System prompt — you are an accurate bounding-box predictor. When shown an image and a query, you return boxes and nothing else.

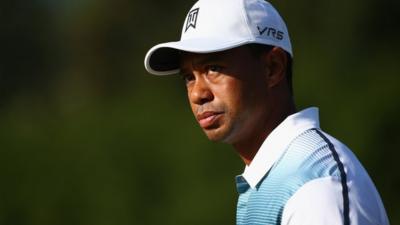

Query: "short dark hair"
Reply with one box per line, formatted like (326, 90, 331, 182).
(246, 44, 293, 95)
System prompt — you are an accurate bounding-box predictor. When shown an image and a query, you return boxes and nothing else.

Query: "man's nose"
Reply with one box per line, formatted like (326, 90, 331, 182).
(189, 76, 214, 105)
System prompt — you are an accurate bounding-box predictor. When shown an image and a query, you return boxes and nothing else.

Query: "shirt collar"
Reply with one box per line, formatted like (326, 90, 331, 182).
(241, 107, 320, 189)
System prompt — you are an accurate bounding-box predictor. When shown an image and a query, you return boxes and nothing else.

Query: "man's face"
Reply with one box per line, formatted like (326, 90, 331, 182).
(180, 46, 272, 145)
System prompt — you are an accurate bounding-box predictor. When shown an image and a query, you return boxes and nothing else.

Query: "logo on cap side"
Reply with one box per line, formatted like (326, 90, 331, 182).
(185, 8, 200, 32)
(257, 25, 284, 41)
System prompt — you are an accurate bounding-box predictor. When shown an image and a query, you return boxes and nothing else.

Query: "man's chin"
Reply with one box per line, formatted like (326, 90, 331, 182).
(203, 127, 233, 143)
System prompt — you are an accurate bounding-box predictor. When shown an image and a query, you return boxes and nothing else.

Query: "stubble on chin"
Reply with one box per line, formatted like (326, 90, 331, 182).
(203, 120, 238, 144)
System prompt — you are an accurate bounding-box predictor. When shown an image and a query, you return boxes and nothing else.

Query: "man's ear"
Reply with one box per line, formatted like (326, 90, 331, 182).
(261, 47, 288, 88)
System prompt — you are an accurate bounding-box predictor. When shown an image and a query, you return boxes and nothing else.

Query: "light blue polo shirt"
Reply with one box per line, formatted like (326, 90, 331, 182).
(236, 107, 389, 225)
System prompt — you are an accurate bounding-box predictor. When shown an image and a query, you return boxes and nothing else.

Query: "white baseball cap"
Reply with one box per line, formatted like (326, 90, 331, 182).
(144, 0, 292, 75)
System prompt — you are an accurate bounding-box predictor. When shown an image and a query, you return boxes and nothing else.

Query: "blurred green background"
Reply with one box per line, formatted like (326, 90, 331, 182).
(0, 0, 399, 224)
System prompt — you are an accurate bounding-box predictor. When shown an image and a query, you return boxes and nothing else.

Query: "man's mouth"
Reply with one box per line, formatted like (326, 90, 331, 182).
(196, 111, 223, 128)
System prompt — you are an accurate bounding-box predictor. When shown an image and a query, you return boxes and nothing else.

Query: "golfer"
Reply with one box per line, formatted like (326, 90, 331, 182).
(144, 0, 389, 224)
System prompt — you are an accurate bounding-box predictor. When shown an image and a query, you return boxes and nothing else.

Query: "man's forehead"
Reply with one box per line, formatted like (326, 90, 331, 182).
(179, 47, 249, 68)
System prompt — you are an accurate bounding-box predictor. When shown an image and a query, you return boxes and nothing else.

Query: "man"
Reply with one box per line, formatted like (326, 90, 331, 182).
(144, 0, 389, 224)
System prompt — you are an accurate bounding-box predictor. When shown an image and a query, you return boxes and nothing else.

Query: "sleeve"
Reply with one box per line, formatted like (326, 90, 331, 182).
(281, 176, 346, 225)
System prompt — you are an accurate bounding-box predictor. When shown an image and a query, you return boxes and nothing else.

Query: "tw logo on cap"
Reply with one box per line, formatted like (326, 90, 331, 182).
(185, 8, 199, 32)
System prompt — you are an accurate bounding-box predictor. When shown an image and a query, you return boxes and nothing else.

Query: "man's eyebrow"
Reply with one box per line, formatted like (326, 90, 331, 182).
(180, 53, 225, 74)
(192, 54, 224, 66)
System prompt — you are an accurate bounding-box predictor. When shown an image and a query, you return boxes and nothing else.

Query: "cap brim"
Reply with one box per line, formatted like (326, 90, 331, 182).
(144, 38, 255, 75)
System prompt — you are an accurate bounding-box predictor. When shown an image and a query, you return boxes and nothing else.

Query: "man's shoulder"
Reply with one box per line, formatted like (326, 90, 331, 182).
(288, 128, 365, 176)
(281, 176, 344, 225)
(281, 175, 389, 225)
(279, 129, 389, 225)
(288, 128, 378, 195)
(317, 130, 372, 181)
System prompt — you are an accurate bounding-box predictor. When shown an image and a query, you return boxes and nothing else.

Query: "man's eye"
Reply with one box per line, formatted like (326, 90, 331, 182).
(181, 74, 195, 83)
(207, 65, 222, 73)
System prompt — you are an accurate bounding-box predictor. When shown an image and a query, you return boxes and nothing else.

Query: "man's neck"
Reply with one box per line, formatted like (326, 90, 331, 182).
(233, 102, 296, 165)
